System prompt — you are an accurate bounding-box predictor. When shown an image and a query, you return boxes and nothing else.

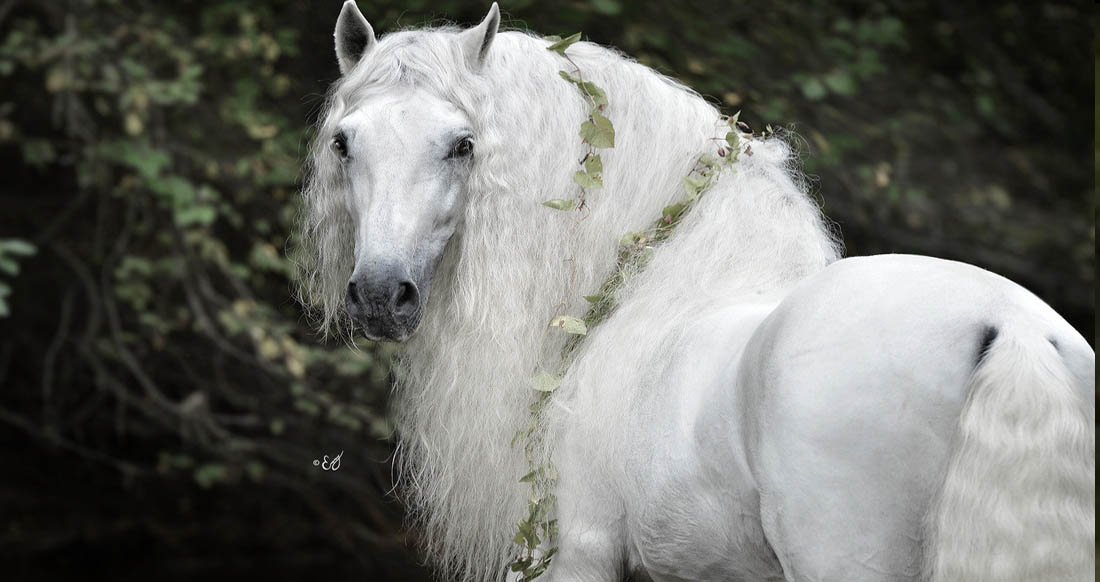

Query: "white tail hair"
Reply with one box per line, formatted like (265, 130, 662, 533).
(924, 328, 1095, 581)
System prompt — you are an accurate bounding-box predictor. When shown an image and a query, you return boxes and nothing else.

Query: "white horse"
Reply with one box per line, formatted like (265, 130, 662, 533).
(296, 3, 1095, 581)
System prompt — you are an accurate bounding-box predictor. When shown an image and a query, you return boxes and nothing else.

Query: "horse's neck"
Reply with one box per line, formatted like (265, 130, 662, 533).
(409, 37, 732, 366)
(557, 44, 837, 302)
(455, 37, 831, 324)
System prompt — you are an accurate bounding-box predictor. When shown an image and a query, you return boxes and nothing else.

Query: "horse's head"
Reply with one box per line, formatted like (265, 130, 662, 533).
(322, 1, 499, 341)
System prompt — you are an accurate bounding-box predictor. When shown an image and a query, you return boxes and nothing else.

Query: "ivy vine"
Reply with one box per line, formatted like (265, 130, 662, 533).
(510, 32, 748, 581)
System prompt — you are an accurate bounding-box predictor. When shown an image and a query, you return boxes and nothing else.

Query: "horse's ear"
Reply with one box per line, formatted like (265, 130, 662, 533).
(334, 0, 376, 75)
(459, 3, 500, 71)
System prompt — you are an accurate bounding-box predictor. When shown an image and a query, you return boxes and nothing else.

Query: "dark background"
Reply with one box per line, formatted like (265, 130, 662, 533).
(0, 1, 1093, 580)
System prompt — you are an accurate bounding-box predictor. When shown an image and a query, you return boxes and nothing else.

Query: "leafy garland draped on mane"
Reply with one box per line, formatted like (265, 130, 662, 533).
(296, 26, 839, 582)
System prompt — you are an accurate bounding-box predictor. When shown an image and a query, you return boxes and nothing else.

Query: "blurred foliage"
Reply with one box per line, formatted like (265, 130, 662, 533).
(0, 0, 1092, 580)
(0, 238, 36, 316)
(0, 1, 412, 578)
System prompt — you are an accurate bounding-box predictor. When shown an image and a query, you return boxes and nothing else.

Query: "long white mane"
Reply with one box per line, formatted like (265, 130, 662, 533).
(297, 26, 841, 582)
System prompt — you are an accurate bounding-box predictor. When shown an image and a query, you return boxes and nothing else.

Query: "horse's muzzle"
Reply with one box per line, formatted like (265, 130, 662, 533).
(345, 264, 422, 342)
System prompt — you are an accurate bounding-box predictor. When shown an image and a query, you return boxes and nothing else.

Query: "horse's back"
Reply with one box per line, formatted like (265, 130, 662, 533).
(750, 254, 1093, 399)
(735, 253, 1094, 581)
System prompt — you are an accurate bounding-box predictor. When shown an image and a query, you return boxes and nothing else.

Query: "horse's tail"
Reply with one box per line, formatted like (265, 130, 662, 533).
(924, 326, 1094, 581)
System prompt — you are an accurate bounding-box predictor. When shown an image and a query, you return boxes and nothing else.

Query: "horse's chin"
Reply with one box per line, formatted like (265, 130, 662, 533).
(375, 330, 415, 343)
(357, 317, 420, 343)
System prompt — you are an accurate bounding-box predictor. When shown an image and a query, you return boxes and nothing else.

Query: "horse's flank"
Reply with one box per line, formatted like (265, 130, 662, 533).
(298, 27, 840, 581)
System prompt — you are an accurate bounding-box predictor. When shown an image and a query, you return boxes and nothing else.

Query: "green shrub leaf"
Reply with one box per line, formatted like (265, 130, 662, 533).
(529, 372, 561, 393)
(572, 169, 602, 189)
(546, 32, 582, 54)
(549, 315, 587, 335)
(542, 198, 576, 211)
(580, 112, 615, 148)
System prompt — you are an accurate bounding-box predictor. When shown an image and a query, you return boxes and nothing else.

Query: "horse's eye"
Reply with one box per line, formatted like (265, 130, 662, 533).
(448, 136, 474, 159)
(332, 132, 349, 160)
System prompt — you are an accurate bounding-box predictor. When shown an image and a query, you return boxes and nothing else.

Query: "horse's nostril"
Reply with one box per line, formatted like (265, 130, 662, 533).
(346, 281, 361, 306)
(392, 281, 419, 315)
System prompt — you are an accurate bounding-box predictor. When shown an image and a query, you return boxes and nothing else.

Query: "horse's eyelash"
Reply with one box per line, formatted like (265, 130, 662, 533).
(445, 136, 475, 160)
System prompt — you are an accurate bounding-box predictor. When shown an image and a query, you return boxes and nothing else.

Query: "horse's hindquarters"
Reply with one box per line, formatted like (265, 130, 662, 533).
(738, 254, 1094, 581)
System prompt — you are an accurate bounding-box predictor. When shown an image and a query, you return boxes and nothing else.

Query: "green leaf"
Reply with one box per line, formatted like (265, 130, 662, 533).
(558, 71, 609, 108)
(519, 469, 539, 482)
(823, 70, 857, 96)
(549, 315, 587, 335)
(618, 231, 646, 249)
(529, 372, 561, 393)
(585, 154, 603, 176)
(0, 239, 36, 256)
(174, 204, 217, 227)
(193, 463, 228, 489)
(152, 175, 195, 205)
(800, 77, 827, 100)
(582, 83, 608, 108)
(249, 242, 289, 273)
(114, 255, 153, 278)
(510, 428, 529, 448)
(682, 174, 707, 197)
(572, 169, 602, 189)
(0, 257, 18, 275)
(21, 140, 56, 166)
(583, 294, 602, 304)
(98, 139, 171, 182)
(724, 130, 740, 150)
(546, 32, 582, 55)
(662, 200, 690, 223)
(590, 0, 623, 15)
(294, 399, 320, 416)
(542, 198, 575, 211)
(515, 517, 539, 549)
(580, 113, 615, 148)
(533, 494, 555, 519)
